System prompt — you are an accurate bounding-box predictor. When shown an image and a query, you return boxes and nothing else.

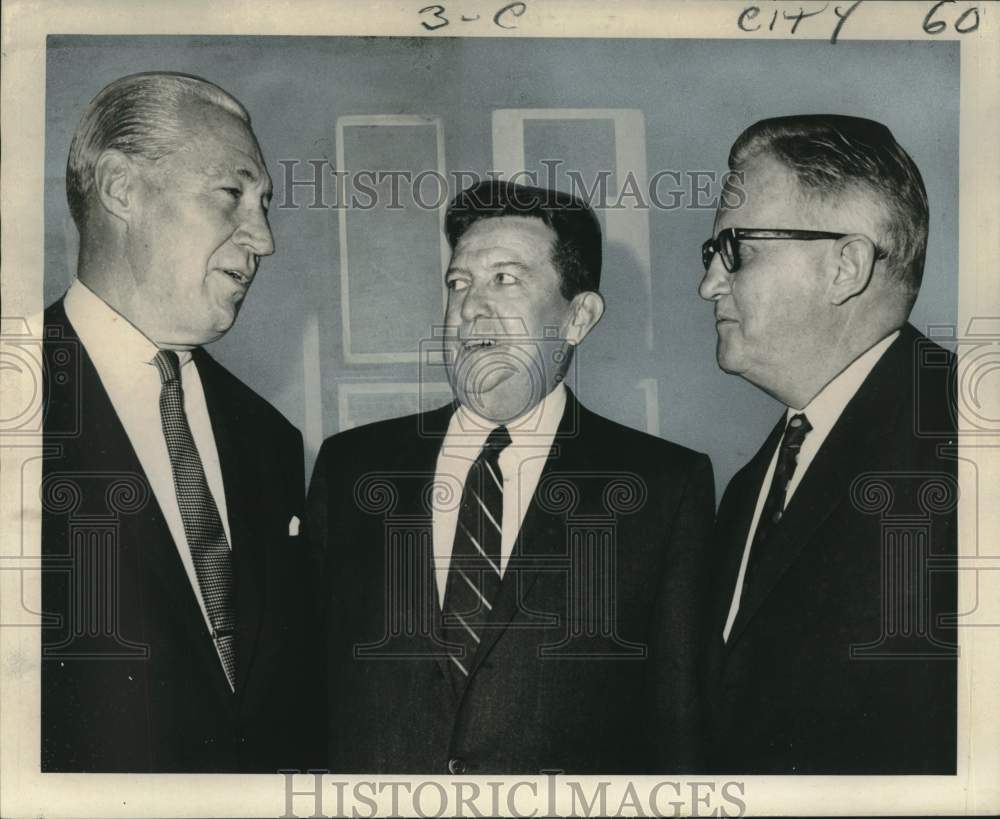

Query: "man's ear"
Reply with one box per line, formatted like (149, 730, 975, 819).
(93, 149, 138, 223)
(829, 234, 877, 305)
(564, 291, 606, 345)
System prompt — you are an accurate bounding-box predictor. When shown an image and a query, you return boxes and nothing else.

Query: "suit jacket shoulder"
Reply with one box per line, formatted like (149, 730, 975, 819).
(720, 323, 954, 508)
(312, 396, 712, 495)
(193, 348, 302, 446)
(318, 404, 447, 455)
(706, 322, 957, 775)
(41, 295, 313, 772)
(571, 399, 710, 474)
(308, 390, 715, 774)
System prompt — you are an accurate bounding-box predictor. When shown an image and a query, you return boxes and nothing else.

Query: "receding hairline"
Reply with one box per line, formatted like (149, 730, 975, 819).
(723, 117, 928, 306)
(66, 72, 257, 227)
(109, 71, 249, 116)
(171, 97, 266, 162)
(729, 144, 888, 228)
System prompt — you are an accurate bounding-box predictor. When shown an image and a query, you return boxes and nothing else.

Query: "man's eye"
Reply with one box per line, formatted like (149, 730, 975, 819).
(496, 272, 518, 285)
(447, 279, 469, 292)
(222, 187, 242, 200)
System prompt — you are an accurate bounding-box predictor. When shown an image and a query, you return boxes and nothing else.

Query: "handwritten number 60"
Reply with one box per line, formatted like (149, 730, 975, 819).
(923, 1, 980, 35)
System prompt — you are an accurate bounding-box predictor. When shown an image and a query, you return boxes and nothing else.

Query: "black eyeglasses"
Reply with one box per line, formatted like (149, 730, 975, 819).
(701, 227, 886, 274)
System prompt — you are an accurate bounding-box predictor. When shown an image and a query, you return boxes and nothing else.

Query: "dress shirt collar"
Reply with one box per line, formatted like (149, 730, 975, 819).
(789, 330, 900, 438)
(63, 278, 193, 376)
(444, 382, 567, 451)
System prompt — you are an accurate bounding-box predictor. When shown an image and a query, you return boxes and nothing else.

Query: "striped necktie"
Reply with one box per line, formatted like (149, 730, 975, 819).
(442, 425, 512, 686)
(153, 350, 237, 692)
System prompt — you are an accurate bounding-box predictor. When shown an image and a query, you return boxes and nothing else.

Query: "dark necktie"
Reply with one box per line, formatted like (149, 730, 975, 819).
(742, 413, 813, 596)
(154, 350, 236, 692)
(442, 425, 512, 685)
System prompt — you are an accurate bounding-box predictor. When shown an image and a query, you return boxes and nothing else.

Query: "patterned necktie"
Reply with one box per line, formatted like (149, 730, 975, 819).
(742, 413, 812, 596)
(154, 350, 236, 692)
(442, 425, 512, 685)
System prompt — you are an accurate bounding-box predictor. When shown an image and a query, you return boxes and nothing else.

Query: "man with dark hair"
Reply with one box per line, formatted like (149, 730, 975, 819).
(42, 72, 317, 771)
(308, 180, 715, 773)
(699, 115, 956, 773)
(445, 182, 602, 300)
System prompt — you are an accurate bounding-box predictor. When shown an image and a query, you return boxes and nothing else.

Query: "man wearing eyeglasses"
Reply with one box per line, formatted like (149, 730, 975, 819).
(698, 114, 956, 774)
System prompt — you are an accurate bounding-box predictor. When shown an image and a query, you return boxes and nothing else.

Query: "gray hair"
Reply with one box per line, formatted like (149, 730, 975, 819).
(730, 114, 928, 302)
(66, 71, 250, 228)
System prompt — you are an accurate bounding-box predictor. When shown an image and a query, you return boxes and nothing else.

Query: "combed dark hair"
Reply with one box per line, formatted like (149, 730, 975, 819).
(66, 72, 250, 229)
(730, 114, 928, 299)
(444, 181, 602, 299)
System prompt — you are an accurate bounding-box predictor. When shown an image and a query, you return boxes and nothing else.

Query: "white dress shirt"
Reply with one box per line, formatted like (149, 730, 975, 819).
(722, 331, 900, 642)
(431, 383, 567, 608)
(63, 279, 232, 635)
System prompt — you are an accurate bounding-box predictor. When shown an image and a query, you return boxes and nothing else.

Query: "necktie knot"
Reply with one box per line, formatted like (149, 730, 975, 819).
(783, 413, 812, 451)
(483, 425, 512, 459)
(726, 411, 813, 641)
(153, 349, 182, 385)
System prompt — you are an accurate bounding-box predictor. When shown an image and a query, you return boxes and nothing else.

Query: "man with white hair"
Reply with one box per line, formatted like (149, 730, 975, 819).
(699, 114, 957, 773)
(41, 72, 316, 772)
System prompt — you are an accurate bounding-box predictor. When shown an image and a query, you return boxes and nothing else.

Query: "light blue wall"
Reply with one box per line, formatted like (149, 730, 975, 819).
(45, 36, 959, 496)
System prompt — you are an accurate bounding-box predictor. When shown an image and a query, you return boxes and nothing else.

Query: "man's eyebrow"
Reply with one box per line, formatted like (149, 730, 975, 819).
(237, 167, 273, 196)
(446, 259, 530, 275)
(235, 166, 259, 183)
(206, 163, 271, 194)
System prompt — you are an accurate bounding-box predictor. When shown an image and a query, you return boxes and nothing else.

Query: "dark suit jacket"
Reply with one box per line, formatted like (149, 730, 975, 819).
(41, 298, 319, 772)
(703, 324, 957, 774)
(307, 389, 714, 774)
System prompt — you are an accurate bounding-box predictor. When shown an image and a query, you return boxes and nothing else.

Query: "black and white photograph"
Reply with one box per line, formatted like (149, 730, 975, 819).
(1, 1, 997, 816)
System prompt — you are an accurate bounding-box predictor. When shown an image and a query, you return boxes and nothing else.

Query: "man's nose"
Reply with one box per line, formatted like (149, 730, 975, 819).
(698, 253, 731, 301)
(459, 282, 494, 324)
(234, 206, 275, 258)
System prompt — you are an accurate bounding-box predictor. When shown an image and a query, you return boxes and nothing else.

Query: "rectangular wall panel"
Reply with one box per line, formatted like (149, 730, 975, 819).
(337, 115, 450, 364)
(492, 109, 653, 350)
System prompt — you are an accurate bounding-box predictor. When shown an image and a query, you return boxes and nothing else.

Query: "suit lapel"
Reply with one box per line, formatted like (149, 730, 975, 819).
(194, 350, 266, 693)
(724, 330, 913, 649)
(47, 302, 231, 699)
(390, 403, 458, 694)
(466, 391, 582, 678)
(709, 417, 785, 657)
